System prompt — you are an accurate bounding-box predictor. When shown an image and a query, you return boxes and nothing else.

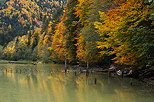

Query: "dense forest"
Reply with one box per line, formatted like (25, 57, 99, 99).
(0, 0, 154, 69)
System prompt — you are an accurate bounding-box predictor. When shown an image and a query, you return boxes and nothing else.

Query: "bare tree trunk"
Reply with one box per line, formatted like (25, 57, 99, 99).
(87, 62, 89, 69)
(65, 59, 67, 68)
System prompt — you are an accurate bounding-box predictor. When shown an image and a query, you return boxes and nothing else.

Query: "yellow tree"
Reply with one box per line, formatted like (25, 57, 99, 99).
(50, 15, 68, 61)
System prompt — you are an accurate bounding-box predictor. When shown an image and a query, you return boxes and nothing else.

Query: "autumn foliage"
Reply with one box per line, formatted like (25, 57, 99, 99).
(0, 0, 153, 68)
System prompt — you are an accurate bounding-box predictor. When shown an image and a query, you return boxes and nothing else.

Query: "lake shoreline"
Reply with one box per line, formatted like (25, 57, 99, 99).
(72, 64, 154, 87)
(0, 60, 153, 87)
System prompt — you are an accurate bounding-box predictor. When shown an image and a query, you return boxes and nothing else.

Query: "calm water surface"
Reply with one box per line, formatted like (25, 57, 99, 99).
(0, 64, 153, 102)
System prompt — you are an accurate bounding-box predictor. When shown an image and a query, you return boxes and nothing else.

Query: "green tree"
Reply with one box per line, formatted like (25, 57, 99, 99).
(0, 45, 3, 59)
(63, 0, 79, 63)
(51, 0, 79, 63)
(76, 0, 112, 67)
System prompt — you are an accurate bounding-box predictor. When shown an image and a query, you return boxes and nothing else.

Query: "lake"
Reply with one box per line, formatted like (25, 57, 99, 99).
(0, 64, 153, 102)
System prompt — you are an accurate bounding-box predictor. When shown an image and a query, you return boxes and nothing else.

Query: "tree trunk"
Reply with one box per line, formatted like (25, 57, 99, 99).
(87, 62, 89, 69)
(65, 59, 67, 68)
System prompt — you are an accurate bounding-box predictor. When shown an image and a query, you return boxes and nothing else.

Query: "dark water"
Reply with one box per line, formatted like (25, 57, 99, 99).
(0, 64, 153, 102)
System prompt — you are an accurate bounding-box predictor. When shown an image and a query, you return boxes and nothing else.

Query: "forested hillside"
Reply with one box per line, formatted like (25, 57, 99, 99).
(0, 0, 66, 45)
(0, 0, 66, 61)
(0, 0, 153, 69)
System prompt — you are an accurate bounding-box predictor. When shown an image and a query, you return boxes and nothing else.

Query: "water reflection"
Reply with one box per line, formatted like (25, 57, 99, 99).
(0, 64, 153, 102)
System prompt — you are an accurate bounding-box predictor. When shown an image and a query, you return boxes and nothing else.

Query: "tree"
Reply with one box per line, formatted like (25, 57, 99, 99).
(63, 0, 79, 63)
(51, 15, 67, 61)
(76, 0, 112, 67)
(51, 0, 79, 63)
(95, 0, 153, 66)
(0, 45, 3, 59)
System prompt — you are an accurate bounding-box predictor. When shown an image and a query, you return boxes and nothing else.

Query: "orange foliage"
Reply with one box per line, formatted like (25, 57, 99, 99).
(51, 15, 68, 61)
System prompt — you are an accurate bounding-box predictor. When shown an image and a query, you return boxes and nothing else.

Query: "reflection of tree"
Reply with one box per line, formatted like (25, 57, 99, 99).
(0, 64, 147, 102)
(49, 64, 77, 102)
(114, 89, 136, 102)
